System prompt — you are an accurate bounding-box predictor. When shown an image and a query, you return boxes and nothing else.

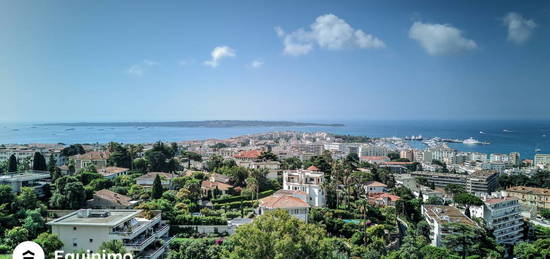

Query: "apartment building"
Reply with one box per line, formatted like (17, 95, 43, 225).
(283, 166, 325, 207)
(359, 145, 391, 157)
(469, 197, 523, 245)
(0, 148, 66, 166)
(422, 205, 478, 247)
(504, 186, 550, 209)
(0, 170, 51, 197)
(48, 209, 171, 259)
(534, 154, 550, 168)
(411, 170, 498, 194)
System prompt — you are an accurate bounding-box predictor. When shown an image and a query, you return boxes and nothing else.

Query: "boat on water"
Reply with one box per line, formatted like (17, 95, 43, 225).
(479, 131, 486, 134)
(463, 137, 489, 145)
(535, 148, 542, 152)
(503, 129, 513, 133)
(405, 135, 423, 140)
(65, 128, 75, 131)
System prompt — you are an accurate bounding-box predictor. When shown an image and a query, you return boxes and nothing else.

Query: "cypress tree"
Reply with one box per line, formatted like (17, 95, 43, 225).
(151, 174, 163, 199)
(8, 154, 17, 172)
(32, 152, 47, 171)
(48, 154, 57, 172)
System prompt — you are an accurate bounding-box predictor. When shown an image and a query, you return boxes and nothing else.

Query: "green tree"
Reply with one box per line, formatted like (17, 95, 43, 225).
(61, 144, 85, 157)
(7, 154, 17, 172)
(281, 157, 302, 170)
(181, 151, 203, 169)
(425, 196, 445, 205)
(453, 193, 483, 207)
(22, 209, 46, 238)
(48, 154, 57, 173)
(14, 187, 41, 211)
(50, 176, 87, 209)
(99, 240, 127, 254)
(32, 152, 47, 171)
(442, 223, 483, 259)
(3, 226, 29, 250)
(258, 151, 278, 161)
(226, 209, 332, 259)
(34, 233, 63, 257)
(151, 174, 164, 199)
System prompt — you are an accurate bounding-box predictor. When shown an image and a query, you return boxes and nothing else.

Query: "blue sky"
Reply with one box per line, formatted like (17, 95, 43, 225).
(1, 0, 549, 122)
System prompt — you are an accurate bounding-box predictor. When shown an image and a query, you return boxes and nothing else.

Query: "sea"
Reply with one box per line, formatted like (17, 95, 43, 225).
(1, 120, 550, 159)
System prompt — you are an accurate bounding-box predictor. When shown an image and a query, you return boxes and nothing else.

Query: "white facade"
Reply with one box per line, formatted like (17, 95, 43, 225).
(422, 205, 478, 247)
(283, 169, 325, 207)
(469, 197, 524, 245)
(48, 209, 171, 259)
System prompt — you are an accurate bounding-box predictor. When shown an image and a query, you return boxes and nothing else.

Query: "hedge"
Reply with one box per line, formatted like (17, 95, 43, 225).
(211, 189, 276, 204)
(213, 200, 256, 210)
(173, 215, 227, 225)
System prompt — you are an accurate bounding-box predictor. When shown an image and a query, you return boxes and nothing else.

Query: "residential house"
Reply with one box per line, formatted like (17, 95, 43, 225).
(283, 166, 325, 207)
(87, 189, 138, 209)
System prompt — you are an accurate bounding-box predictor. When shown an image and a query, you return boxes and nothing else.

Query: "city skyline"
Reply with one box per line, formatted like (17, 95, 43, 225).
(1, 0, 549, 122)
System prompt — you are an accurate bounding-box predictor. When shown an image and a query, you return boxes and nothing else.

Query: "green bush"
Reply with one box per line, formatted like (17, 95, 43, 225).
(211, 190, 275, 204)
(173, 215, 227, 225)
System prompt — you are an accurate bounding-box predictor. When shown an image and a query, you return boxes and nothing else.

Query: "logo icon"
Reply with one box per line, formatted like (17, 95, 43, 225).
(12, 241, 44, 259)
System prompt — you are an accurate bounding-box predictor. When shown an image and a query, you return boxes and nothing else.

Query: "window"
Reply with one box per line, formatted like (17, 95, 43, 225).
(73, 238, 78, 247)
(73, 227, 77, 231)
(89, 239, 93, 243)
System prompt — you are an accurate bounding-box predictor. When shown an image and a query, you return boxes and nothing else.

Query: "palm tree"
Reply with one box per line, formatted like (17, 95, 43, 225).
(127, 144, 143, 170)
(245, 177, 259, 200)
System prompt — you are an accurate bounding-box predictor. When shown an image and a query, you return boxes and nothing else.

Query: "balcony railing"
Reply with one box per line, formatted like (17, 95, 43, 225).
(111, 214, 161, 239)
(124, 234, 156, 251)
(155, 225, 170, 238)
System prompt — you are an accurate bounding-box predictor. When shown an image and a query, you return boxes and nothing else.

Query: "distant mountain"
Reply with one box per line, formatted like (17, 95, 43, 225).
(39, 120, 344, 128)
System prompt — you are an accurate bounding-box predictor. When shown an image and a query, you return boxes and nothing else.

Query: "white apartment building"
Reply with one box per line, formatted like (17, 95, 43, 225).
(470, 152, 488, 163)
(48, 209, 171, 259)
(422, 205, 478, 247)
(534, 154, 550, 168)
(469, 197, 523, 245)
(283, 166, 325, 207)
(0, 170, 51, 197)
(0, 148, 66, 167)
(359, 145, 391, 157)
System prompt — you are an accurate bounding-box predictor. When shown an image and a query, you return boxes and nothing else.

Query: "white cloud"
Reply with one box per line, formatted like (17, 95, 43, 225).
(250, 59, 264, 68)
(126, 60, 159, 76)
(503, 12, 537, 45)
(178, 58, 194, 67)
(409, 21, 477, 55)
(275, 14, 385, 56)
(203, 46, 236, 68)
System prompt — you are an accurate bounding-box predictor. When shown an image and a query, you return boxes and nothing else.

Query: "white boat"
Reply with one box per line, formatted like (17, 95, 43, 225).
(503, 129, 513, 133)
(535, 148, 542, 152)
(463, 137, 481, 145)
(479, 131, 486, 134)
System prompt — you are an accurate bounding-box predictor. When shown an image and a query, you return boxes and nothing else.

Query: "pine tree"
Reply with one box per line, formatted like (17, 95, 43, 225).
(8, 154, 17, 172)
(151, 174, 163, 199)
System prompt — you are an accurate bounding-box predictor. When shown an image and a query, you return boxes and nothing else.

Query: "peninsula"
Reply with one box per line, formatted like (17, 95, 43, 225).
(39, 120, 344, 128)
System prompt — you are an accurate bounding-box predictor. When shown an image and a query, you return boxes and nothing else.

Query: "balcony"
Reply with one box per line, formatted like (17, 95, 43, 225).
(124, 234, 156, 252)
(111, 214, 161, 240)
(155, 224, 170, 238)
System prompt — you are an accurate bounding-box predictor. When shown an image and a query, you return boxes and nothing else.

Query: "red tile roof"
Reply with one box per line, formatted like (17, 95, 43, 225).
(234, 150, 262, 159)
(259, 195, 309, 209)
(307, 165, 320, 171)
(365, 181, 387, 187)
(368, 192, 400, 202)
(94, 189, 133, 206)
(201, 180, 233, 191)
(71, 151, 110, 160)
